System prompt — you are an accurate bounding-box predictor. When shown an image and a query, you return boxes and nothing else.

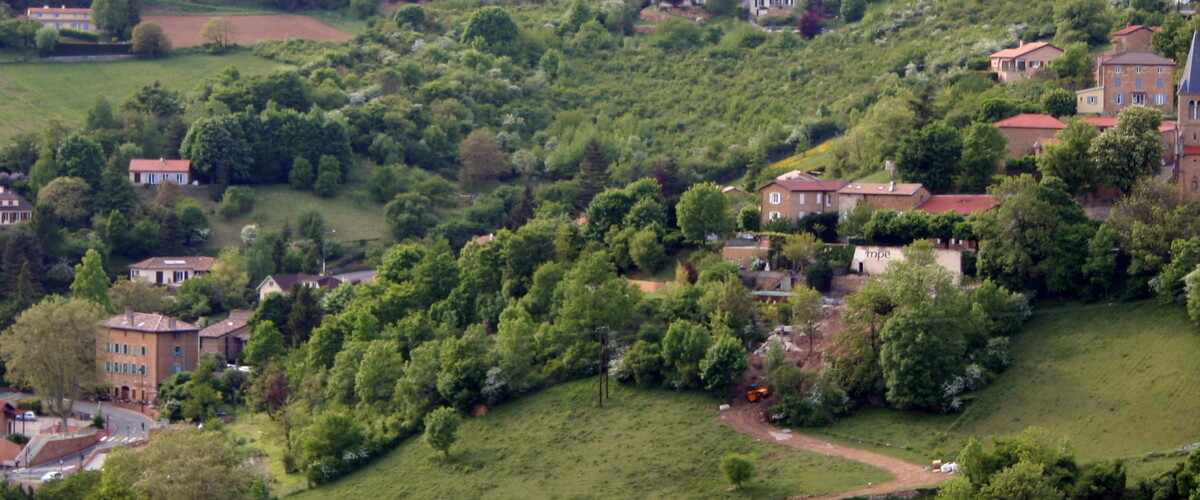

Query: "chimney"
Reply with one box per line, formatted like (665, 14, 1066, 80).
(888, 181, 895, 192)
(125, 307, 134, 324)
(159, 157, 165, 164)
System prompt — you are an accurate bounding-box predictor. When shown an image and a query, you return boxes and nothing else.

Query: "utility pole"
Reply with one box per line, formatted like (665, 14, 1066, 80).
(596, 326, 610, 407)
(320, 229, 336, 276)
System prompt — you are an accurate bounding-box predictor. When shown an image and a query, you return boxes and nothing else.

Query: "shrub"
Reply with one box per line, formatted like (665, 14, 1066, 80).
(5, 434, 29, 445)
(17, 398, 41, 414)
(719, 453, 755, 489)
(60, 28, 99, 42)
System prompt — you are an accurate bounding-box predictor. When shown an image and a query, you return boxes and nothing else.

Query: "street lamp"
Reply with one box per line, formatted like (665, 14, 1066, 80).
(321, 229, 336, 276)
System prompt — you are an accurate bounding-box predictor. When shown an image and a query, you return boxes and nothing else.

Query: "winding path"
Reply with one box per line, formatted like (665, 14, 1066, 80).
(719, 402, 952, 499)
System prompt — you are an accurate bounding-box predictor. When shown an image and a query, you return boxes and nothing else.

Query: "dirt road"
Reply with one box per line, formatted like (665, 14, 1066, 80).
(719, 403, 952, 499)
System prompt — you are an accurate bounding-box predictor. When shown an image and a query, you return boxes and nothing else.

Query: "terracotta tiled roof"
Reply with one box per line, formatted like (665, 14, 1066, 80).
(0, 186, 32, 213)
(473, 234, 496, 244)
(101, 312, 198, 332)
(1102, 51, 1175, 66)
(837, 182, 925, 196)
(1114, 25, 1152, 36)
(916, 195, 996, 214)
(129, 159, 191, 173)
(1081, 116, 1178, 132)
(994, 113, 1068, 129)
(990, 42, 1060, 59)
(765, 179, 849, 192)
(199, 317, 248, 338)
(129, 256, 215, 272)
(774, 170, 820, 182)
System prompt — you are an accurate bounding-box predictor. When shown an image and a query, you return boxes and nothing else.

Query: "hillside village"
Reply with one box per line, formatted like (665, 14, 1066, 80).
(7, 0, 1200, 498)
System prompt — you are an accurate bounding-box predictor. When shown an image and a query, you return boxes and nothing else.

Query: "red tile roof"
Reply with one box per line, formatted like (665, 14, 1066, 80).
(766, 179, 850, 192)
(916, 195, 996, 214)
(129, 256, 215, 272)
(129, 159, 191, 173)
(1081, 116, 1178, 132)
(990, 42, 1060, 59)
(1101, 51, 1175, 66)
(101, 312, 199, 332)
(994, 113, 1068, 129)
(838, 182, 926, 196)
(1113, 25, 1152, 36)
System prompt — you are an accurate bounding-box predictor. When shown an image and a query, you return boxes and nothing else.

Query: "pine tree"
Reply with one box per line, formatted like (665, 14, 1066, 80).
(70, 248, 114, 313)
(504, 185, 535, 230)
(576, 139, 608, 204)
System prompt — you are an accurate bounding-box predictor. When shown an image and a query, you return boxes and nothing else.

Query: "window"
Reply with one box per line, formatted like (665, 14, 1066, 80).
(173, 346, 184, 356)
(1114, 66, 1123, 73)
(1116, 94, 1125, 105)
(768, 192, 781, 205)
(1193, 180, 1198, 192)
(825, 195, 832, 207)
(798, 212, 806, 219)
(1114, 77, 1123, 88)
(140, 365, 147, 375)
(1157, 77, 1166, 89)
(1087, 96, 1098, 104)
(768, 211, 781, 220)
(816, 193, 823, 205)
(141, 346, 148, 356)
(122, 344, 128, 354)
(1156, 94, 1167, 105)
(1136, 66, 1143, 73)
(172, 365, 183, 374)
(798, 193, 806, 204)
(1135, 78, 1143, 89)
(173, 271, 187, 282)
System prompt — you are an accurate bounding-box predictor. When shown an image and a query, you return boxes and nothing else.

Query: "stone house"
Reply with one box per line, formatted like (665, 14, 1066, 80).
(757, 179, 847, 225)
(1098, 52, 1176, 115)
(98, 310, 200, 403)
(836, 182, 931, 214)
(994, 113, 1067, 159)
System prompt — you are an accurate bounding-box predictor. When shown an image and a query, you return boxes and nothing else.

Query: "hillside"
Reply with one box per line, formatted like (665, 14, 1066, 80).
(0, 51, 288, 141)
(816, 301, 1200, 477)
(294, 379, 890, 499)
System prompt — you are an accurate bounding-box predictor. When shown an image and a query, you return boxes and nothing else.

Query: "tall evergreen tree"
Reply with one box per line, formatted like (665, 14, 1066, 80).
(504, 185, 535, 230)
(70, 248, 113, 313)
(286, 284, 322, 348)
(576, 139, 609, 205)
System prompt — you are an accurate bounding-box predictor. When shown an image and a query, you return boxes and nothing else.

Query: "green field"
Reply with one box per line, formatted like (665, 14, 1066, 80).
(293, 379, 890, 499)
(201, 184, 389, 250)
(816, 301, 1200, 477)
(0, 51, 289, 141)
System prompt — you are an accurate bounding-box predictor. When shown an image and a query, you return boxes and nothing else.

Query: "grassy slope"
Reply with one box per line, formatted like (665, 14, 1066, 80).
(816, 302, 1200, 477)
(201, 185, 389, 250)
(0, 51, 288, 141)
(295, 379, 890, 499)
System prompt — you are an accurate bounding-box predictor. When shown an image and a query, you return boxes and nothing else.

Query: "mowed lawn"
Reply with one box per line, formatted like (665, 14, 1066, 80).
(0, 52, 288, 141)
(294, 379, 890, 500)
(817, 301, 1200, 474)
(203, 185, 389, 250)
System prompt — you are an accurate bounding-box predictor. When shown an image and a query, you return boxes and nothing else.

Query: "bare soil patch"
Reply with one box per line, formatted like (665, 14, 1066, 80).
(143, 14, 353, 47)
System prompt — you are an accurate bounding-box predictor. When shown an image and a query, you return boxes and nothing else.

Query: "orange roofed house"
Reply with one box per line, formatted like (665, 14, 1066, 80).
(25, 5, 94, 31)
(994, 113, 1066, 159)
(757, 178, 848, 225)
(989, 42, 1063, 84)
(837, 182, 931, 214)
(99, 310, 200, 403)
(129, 158, 191, 186)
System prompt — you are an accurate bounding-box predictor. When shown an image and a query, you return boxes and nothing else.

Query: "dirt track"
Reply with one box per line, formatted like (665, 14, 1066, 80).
(719, 402, 952, 499)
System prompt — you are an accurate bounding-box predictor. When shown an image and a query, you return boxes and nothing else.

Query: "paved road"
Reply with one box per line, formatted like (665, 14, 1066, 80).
(10, 401, 152, 482)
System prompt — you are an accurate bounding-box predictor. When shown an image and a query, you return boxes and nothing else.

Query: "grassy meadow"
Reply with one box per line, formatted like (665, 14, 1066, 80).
(199, 184, 389, 250)
(0, 51, 288, 141)
(293, 379, 890, 499)
(816, 301, 1200, 478)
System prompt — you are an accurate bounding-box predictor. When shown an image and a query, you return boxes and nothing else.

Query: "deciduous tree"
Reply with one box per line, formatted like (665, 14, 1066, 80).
(200, 17, 236, 52)
(130, 22, 171, 58)
(458, 130, 508, 189)
(896, 123, 963, 191)
(1037, 120, 1099, 196)
(720, 454, 755, 489)
(0, 297, 103, 434)
(424, 406, 461, 460)
(1090, 106, 1163, 193)
(71, 248, 113, 313)
(676, 182, 733, 244)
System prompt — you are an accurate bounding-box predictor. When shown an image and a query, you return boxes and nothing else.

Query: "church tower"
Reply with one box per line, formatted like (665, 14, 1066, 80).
(1176, 30, 1200, 198)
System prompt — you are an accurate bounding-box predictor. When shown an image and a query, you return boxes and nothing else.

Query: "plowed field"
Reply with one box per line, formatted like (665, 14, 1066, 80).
(143, 14, 352, 47)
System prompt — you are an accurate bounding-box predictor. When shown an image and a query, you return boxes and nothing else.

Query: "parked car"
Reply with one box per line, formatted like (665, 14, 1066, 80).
(40, 471, 62, 482)
(16, 411, 36, 421)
